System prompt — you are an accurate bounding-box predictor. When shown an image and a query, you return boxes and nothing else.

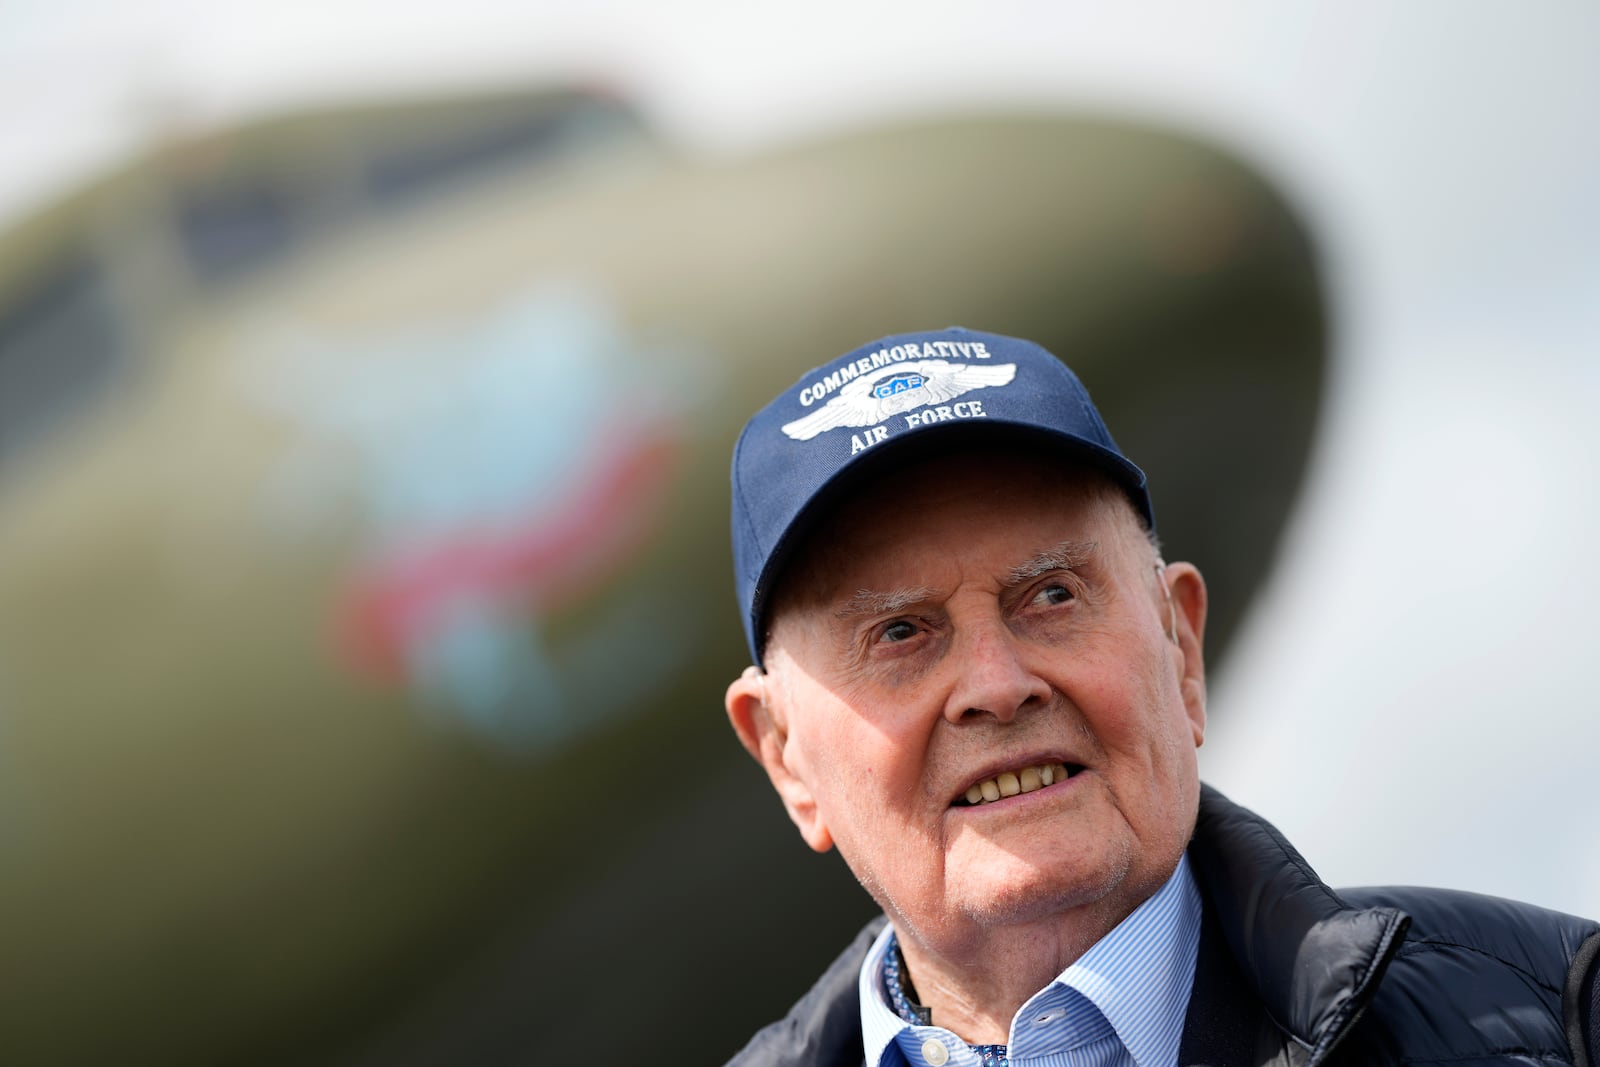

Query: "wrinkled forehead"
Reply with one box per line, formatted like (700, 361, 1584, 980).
(766, 441, 1147, 623)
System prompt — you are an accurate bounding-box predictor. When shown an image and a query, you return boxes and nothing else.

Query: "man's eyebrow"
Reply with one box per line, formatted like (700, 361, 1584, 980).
(834, 586, 938, 620)
(1006, 540, 1098, 585)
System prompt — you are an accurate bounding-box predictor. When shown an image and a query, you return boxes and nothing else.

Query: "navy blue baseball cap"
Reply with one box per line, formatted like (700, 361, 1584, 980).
(730, 327, 1154, 664)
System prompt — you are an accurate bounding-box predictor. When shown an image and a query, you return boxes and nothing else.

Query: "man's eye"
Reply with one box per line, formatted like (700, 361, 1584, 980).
(879, 620, 919, 643)
(1032, 583, 1074, 607)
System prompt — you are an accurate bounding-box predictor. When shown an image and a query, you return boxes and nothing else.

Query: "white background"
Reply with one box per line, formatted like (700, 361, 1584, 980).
(4, 1, 1596, 914)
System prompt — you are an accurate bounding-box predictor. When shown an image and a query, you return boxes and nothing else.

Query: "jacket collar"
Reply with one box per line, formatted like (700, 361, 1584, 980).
(1185, 785, 1411, 1063)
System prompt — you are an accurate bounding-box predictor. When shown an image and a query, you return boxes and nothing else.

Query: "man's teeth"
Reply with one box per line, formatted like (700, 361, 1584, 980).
(963, 762, 1072, 805)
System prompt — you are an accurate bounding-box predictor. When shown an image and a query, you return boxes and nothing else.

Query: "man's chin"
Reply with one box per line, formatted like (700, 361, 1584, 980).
(945, 849, 1130, 930)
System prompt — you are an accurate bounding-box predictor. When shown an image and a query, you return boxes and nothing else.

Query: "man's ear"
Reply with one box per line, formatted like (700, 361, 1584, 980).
(725, 665, 834, 853)
(1164, 562, 1209, 748)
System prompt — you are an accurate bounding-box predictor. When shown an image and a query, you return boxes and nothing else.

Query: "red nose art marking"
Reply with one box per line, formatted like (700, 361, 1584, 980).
(338, 419, 678, 682)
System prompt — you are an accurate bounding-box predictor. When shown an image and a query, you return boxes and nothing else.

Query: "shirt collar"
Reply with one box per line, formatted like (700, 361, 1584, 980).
(860, 921, 918, 1067)
(1058, 853, 1202, 1067)
(857, 854, 1203, 1067)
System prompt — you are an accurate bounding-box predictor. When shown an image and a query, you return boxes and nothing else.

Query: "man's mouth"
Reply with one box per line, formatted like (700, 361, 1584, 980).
(952, 762, 1083, 807)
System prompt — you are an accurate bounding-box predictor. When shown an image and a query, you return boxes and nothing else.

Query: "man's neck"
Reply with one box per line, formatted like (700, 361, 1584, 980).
(892, 885, 1152, 1044)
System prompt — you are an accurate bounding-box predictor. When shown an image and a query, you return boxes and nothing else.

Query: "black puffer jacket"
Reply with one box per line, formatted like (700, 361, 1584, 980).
(728, 786, 1600, 1066)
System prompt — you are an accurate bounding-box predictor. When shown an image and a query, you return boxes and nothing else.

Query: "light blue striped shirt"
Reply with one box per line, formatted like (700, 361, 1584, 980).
(859, 854, 1202, 1067)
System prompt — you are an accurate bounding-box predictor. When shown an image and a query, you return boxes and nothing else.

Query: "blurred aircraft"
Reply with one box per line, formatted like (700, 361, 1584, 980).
(0, 84, 1325, 1065)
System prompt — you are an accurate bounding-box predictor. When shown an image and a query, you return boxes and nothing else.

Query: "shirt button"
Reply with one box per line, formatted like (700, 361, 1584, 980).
(921, 1037, 950, 1065)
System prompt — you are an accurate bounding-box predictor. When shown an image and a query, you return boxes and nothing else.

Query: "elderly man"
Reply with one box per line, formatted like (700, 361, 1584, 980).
(722, 328, 1599, 1067)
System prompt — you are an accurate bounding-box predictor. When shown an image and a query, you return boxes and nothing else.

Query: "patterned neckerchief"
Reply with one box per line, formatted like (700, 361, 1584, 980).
(883, 933, 1009, 1067)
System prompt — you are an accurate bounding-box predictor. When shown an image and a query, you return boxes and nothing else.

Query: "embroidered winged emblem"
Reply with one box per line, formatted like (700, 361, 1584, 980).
(781, 360, 1017, 442)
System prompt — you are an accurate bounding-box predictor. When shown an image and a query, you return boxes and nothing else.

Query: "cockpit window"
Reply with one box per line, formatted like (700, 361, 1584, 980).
(0, 252, 122, 469)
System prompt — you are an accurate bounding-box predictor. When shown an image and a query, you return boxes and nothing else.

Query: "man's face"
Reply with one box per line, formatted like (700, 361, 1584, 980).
(727, 449, 1208, 953)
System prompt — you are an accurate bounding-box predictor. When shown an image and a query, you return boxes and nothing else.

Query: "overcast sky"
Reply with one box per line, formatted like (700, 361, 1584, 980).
(4, 1, 1597, 913)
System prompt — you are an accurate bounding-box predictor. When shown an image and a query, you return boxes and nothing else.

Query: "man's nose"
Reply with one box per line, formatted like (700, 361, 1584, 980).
(942, 622, 1052, 725)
